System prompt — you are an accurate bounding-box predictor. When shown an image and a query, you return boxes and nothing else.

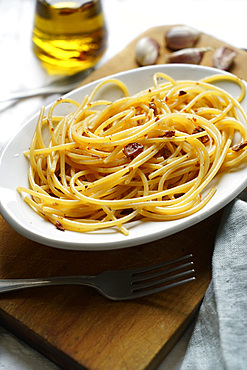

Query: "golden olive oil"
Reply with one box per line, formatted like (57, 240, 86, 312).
(32, 0, 107, 75)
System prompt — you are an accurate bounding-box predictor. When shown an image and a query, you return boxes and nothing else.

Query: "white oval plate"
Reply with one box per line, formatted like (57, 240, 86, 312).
(1, 64, 247, 250)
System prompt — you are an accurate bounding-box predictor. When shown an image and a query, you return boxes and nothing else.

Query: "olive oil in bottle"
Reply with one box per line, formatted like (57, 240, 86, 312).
(32, 0, 107, 75)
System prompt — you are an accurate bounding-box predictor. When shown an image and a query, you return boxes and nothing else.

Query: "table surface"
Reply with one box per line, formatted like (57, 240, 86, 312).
(1, 0, 247, 369)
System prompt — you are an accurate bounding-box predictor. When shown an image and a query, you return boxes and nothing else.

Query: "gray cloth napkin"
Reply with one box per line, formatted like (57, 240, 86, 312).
(181, 190, 247, 370)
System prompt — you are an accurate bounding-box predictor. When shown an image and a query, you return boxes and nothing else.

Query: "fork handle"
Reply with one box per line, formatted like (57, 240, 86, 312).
(0, 276, 97, 293)
(0, 86, 72, 102)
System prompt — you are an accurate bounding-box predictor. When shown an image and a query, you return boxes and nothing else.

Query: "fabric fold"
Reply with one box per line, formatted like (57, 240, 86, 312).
(181, 190, 247, 370)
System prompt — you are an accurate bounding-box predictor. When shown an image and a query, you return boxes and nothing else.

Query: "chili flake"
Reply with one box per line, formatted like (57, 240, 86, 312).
(160, 147, 172, 159)
(179, 90, 187, 96)
(123, 143, 144, 159)
(192, 126, 209, 144)
(163, 130, 175, 138)
(149, 102, 158, 115)
(55, 220, 65, 231)
(231, 141, 247, 152)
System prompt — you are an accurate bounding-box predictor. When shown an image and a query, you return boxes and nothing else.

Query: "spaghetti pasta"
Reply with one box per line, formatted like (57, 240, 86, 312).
(17, 72, 247, 235)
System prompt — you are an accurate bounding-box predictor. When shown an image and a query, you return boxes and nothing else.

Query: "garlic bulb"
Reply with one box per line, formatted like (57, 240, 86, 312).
(166, 47, 211, 64)
(165, 25, 200, 50)
(213, 46, 237, 71)
(135, 37, 160, 66)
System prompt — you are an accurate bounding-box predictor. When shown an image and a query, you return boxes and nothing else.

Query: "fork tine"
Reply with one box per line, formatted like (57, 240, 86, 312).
(132, 254, 193, 276)
(132, 268, 195, 291)
(129, 253, 195, 298)
(131, 254, 193, 276)
(131, 261, 194, 283)
(131, 276, 196, 299)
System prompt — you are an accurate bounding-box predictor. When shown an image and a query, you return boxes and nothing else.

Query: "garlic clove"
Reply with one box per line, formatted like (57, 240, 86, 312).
(166, 47, 212, 64)
(165, 25, 200, 50)
(213, 46, 237, 71)
(135, 37, 160, 66)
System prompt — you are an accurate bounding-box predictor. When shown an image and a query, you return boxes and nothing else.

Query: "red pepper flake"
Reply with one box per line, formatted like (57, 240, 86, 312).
(200, 135, 209, 144)
(123, 143, 144, 160)
(179, 90, 187, 96)
(160, 147, 171, 159)
(193, 126, 204, 134)
(192, 126, 209, 144)
(149, 102, 158, 115)
(55, 220, 65, 231)
(163, 130, 175, 138)
(231, 141, 247, 152)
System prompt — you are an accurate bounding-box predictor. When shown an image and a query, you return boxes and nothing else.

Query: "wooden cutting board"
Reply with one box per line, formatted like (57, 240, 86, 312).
(1, 26, 247, 370)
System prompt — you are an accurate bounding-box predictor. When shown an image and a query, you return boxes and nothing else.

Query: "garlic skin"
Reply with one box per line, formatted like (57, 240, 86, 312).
(166, 47, 211, 64)
(135, 37, 160, 66)
(213, 46, 237, 71)
(165, 25, 200, 50)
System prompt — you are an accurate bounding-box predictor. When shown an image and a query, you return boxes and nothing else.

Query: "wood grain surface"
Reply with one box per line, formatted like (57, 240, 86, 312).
(1, 25, 247, 370)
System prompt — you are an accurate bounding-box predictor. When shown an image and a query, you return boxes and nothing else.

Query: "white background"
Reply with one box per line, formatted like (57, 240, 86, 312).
(0, 0, 247, 369)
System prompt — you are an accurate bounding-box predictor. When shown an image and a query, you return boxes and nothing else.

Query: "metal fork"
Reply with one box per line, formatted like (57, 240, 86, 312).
(0, 68, 94, 103)
(0, 254, 195, 300)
